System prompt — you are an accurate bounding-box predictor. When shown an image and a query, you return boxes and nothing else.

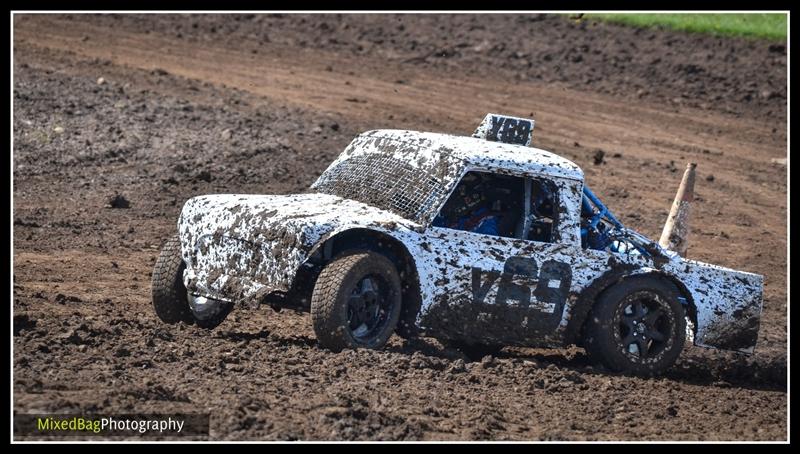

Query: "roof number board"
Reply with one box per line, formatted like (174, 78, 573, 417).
(472, 113, 535, 147)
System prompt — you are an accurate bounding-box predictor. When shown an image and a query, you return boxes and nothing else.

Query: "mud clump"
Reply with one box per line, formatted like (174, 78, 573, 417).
(55, 293, 83, 304)
(195, 171, 214, 182)
(13, 314, 37, 336)
(592, 149, 605, 165)
(108, 193, 131, 209)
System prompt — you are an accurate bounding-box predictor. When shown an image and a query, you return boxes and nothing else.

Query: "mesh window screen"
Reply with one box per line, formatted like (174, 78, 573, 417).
(314, 154, 444, 222)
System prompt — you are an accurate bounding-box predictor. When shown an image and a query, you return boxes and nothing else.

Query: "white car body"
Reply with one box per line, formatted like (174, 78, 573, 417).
(177, 126, 763, 353)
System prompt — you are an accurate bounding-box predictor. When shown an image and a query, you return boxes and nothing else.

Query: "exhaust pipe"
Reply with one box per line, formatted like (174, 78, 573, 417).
(659, 162, 697, 257)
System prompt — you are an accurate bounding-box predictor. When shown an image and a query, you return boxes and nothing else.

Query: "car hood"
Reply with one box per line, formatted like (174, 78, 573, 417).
(177, 192, 418, 302)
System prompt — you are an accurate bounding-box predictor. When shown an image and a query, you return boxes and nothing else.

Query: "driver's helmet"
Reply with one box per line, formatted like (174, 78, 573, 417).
(454, 173, 487, 217)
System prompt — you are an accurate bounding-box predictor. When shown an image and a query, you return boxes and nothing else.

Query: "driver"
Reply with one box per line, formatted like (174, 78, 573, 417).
(434, 173, 505, 236)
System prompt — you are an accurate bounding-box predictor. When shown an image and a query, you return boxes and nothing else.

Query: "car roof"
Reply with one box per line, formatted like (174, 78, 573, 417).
(359, 129, 584, 181)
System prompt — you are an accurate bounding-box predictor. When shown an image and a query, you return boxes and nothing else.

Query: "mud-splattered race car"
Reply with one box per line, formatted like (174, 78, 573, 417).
(152, 114, 763, 375)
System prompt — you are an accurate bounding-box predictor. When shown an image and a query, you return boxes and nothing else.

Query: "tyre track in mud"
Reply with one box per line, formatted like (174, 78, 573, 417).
(13, 14, 787, 440)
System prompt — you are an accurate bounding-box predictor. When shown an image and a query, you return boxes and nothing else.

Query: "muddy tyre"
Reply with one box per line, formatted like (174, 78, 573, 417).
(311, 251, 402, 352)
(584, 276, 686, 376)
(151, 235, 194, 324)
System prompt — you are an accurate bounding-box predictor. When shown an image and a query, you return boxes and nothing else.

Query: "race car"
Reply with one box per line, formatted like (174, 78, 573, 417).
(151, 113, 763, 375)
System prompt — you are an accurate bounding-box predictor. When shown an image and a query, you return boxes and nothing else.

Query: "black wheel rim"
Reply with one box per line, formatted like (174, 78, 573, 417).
(346, 274, 393, 342)
(615, 291, 673, 362)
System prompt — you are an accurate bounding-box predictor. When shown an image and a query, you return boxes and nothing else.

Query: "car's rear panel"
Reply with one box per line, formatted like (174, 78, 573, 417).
(664, 259, 763, 353)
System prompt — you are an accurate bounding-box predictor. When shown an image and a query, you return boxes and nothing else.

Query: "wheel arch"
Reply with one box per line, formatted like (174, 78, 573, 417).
(566, 267, 698, 346)
(305, 227, 423, 337)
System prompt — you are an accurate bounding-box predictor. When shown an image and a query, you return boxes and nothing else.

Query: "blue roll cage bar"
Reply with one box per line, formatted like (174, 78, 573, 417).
(581, 186, 651, 257)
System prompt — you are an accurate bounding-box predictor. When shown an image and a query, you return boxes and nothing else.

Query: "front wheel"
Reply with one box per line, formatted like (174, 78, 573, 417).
(311, 251, 402, 352)
(583, 276, 686, 376)
(151, 235, 232, 329)
(151, 235, 194, 324)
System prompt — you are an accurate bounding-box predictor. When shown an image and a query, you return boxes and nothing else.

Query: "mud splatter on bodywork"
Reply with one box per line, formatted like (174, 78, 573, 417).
(179, 193, 420, 304)
(661, 259, 763, 352)
(177, 128, 763, 354)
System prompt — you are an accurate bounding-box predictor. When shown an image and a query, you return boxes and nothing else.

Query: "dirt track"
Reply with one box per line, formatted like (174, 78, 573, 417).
(12, 14, 787, 440)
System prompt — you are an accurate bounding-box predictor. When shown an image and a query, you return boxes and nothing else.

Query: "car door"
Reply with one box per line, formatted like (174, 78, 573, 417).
(418, 170, 577, 346)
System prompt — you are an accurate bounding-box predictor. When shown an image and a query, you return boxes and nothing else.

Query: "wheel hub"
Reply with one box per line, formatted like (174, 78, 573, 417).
(346, 276, 388, 340)
(618, 294, 672, 360)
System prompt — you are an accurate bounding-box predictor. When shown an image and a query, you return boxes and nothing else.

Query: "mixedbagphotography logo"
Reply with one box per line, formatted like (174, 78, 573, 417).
(13, 413, 210, 439)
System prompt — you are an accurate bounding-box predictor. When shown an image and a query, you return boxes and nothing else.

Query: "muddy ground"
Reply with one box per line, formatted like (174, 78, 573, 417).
(12, 14, 787, 441)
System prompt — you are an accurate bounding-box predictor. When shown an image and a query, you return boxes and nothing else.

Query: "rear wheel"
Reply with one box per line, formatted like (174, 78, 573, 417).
(584, 276, 686, 376)
(311, 251, 402, 351)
